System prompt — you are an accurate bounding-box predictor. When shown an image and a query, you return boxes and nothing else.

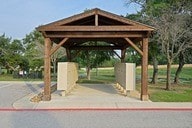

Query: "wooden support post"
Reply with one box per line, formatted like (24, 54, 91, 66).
(121, 49, 126, 63)
(141, 38, 149, 101)
(43, 38, 52, 101)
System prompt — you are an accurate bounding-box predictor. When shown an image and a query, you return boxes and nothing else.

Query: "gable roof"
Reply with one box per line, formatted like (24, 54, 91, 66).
(37, 8, 154, 31)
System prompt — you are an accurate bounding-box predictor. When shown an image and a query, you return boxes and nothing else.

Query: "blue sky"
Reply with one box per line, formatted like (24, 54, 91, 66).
(0, 0, 140, 39)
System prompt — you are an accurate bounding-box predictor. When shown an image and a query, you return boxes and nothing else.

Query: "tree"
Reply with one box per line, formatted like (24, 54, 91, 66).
(173, 5, 192, 84)
(23, 30, 44, 70)
(9, 39, 28, 71)
(153, 2, 192, 89)
(148, 33, 162, 84)
(23, 30, 66, 76)
(125, 13, 161, 84)
(125, 47, 141, 66)
(75, 41, 113, 80)
(174, 48, 192, 84)
(0, 35, 27, 73)
(0, 34, 11, 70)
(51, 43, 66, 77)
(126, 0, 192, 89)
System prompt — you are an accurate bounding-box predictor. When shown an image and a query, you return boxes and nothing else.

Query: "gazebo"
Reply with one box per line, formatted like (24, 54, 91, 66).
(37, 8, 154, 101)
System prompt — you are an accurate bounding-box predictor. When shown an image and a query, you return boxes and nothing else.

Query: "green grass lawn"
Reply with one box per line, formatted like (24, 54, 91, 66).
(78, 68, 115, 84)
(78, 66, 192, 102)
(1, 66, 192, 102)
(148, 84, 192, 102)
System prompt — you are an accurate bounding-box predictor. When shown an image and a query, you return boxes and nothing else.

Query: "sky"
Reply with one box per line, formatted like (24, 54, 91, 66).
(0, 0, 140, 39)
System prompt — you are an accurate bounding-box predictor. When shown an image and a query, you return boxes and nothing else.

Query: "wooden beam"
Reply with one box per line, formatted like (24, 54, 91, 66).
(124, 38, 143, 56)
(38, 26, 154, 32)
(46, 31, 146, 38)
(141, 37, 149, 101)
(69, 46, 122, 50)
(50, 38, 68, 55)
(43, 38, 52, 101)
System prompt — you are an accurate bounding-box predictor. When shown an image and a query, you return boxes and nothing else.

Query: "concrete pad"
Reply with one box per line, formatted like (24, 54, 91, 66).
(13, 83, 192, 110)
(34, 84, 147, 109)
(13, 93, 39, 109)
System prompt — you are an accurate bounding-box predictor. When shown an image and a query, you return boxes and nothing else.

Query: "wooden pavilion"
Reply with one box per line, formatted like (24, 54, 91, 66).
(37, 8, 154, 101)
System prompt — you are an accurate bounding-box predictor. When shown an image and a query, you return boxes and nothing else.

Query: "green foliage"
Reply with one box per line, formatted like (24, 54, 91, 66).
(74, 41, 114, 69)
(101, 58, 120, 67)
(0, 34, 28, 72)
(126, 0, 192, 88)
(22, 30, 44, 69)
(0, 34, 11, 67)
(125, 47, 141, 66)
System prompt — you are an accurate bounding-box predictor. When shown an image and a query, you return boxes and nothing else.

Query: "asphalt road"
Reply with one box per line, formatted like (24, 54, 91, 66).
(0, 81, 43, 108)
(0, 110, 191, 128)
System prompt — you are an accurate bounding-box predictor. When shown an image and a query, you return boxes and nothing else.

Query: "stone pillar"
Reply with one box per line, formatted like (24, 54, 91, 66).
(42, 38, 52, 101)
(141, 38, 149, 101)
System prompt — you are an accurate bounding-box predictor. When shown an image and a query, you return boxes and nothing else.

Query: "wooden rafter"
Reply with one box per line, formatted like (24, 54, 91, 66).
(124, 38, 143, 56)
(50, 38, 68, 55)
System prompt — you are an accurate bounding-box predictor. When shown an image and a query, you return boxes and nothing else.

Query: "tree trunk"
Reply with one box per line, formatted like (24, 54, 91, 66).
(174, 53, 184, 84)
(151, 56, 158, 84)
(96, 67, 98, 76)
(53, 61, 57, 78)
(86, 51, 91, 80)
(86, 66, 91, 80)
(166, 62, 172, 90)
